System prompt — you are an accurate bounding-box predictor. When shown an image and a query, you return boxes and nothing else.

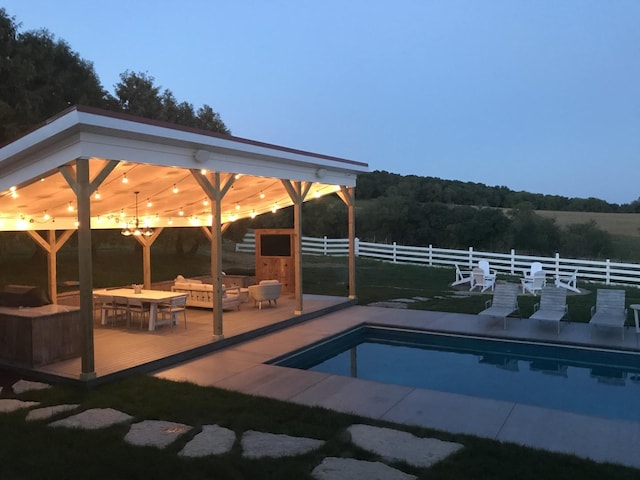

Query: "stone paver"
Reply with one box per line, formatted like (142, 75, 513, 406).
(125, 420, 192, 448)
(12, 380, 51, 394)
(347, 424, 463, 468)
(312, 457, 417, 480)
(178, 424, 236, 457)
(49, 408, 133, 429)
(26, 404, 79, 422)
(0, 399, 39, 413)
(241, 430, 325, 459)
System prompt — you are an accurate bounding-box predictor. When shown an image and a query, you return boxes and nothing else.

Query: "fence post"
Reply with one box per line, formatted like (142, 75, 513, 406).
(606, 259, 611, 285)
(355, 237, 359, 257)
(323, 236, 328, 255)
(429, 244, 433, 266)
(555, 253, 560, 280)
(468, 247, 473, 269)
(393, 242, 397, 263)
(510, 249, 516, 275)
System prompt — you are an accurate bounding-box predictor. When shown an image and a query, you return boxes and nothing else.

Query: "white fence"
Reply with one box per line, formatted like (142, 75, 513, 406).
(236, 233, 640, 288)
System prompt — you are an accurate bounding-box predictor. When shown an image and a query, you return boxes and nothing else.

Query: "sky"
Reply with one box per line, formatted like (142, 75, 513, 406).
(3, 1, 639, 204)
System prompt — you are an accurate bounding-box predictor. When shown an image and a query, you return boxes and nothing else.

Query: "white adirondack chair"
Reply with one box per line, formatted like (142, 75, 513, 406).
(452, 264, 473, 286)
(555, 270, 579, 293)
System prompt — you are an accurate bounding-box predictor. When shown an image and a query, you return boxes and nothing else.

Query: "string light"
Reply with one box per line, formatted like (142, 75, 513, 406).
(122, 173, 128, 184)
(178, 207, 184, 216)
(250, 210, 257, 219)
(94, 190, 101, 200)
(147, 198, 152, 207)
(203, 198, 209, 206)
(10, 186, 18, 199)
(67, 202, 74, 212)
(172, 184, 179, 194)
(259, 191, 265, 199)
(43, 211, 50, 221)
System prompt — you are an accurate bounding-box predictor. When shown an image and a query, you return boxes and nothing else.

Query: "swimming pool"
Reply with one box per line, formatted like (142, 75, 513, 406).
(272, 326, 640, 422)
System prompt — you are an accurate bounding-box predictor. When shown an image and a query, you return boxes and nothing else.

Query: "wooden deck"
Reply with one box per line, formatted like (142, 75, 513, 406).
(26, 294, 354, 385)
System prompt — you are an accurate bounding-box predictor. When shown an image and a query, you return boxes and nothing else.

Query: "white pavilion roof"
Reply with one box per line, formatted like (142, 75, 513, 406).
(0, 106, 368, 231)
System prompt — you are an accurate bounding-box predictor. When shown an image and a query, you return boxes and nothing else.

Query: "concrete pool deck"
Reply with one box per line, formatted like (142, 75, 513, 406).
(153, 305, 640, 469)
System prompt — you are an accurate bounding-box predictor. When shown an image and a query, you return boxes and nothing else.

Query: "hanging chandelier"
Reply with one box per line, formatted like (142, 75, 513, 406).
(121, 191, 154, 237)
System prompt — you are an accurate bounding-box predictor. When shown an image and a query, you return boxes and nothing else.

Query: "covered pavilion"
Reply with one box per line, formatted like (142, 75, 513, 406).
(0, 106, 368, 381)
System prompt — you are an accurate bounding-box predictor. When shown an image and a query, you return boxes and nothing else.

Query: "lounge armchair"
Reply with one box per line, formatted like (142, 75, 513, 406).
(589, 289, 627, 339)
(470, 260, 496, 292)
(529, 286, 568, 335)
(520, 262, 546, 295)
(452, 264, 473, 286)
(555, 270, 579, 293)
(521, 270, 547, 295)
(248, 280, 282, 309)
(478, 283, 520, 329)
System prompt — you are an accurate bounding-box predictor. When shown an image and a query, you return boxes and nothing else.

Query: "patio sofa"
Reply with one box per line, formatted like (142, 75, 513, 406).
(247, 280, 282, 309)
(171, 276, 241, 310)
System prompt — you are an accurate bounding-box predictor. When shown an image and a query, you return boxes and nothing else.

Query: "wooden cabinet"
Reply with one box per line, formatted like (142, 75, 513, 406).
(254, 229, 295, 294)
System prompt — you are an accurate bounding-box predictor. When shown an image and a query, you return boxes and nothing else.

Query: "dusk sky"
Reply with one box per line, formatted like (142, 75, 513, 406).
(4, 1, 639, 204)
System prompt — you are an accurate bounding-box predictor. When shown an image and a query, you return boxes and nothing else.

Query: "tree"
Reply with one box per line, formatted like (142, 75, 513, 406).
(560, 221, 612, 259)
(0, 9, 108, 144)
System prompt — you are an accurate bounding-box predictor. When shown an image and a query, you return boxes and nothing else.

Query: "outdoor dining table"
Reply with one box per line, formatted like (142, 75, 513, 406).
(93, 288, 187, 331)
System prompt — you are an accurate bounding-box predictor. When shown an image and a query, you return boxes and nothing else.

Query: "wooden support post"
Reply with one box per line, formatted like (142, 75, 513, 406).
(337, 186, 356, 300)
(282, 180, 312, 315)
(76, 158, 95, 380)
(134, 228, 163, 289)
(192, 170, 235, 338)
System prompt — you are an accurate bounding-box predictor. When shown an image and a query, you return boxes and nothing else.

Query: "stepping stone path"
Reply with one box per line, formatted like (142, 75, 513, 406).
(179, 424, 236, 457)
(0, 398, 39, 413)
(50, 408, 133, 429)
(26, 404, 79, 422)
(241, 430, 325, 459)
(1, 378, 465, 479)
(125, 420, 192, 448)
(312, 457, 417, 480)
(347, 424, 463, 468)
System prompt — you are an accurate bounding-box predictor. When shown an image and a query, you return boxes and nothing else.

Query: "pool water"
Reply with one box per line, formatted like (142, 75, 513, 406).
(273, 327, 640, 422)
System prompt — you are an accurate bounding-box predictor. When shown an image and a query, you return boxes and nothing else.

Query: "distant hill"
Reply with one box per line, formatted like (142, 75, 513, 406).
(356, 171, 640, 214)
(536, 211, 640, 238)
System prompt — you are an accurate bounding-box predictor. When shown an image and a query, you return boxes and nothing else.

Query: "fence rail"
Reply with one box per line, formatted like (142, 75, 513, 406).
(236, 234, 640, 288)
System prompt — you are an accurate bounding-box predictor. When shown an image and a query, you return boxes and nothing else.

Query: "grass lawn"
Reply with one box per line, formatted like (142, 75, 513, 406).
(1, 249, 640, 478)
(2, 375, 639, 480)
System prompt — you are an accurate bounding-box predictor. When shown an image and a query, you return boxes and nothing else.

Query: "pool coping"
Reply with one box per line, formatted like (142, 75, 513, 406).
(153, 305, 640, 470)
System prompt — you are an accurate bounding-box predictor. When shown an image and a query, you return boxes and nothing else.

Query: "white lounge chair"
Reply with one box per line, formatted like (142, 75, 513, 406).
(529, 286, 568, 335)
(589, 289, 627, 339)
(478, 283, 520, 329)
(452, 264, 473, 286)
(555, 270, 579, 293)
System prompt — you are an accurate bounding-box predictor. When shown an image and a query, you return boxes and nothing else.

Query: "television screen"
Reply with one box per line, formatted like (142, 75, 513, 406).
(260, 234, 291, 257)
